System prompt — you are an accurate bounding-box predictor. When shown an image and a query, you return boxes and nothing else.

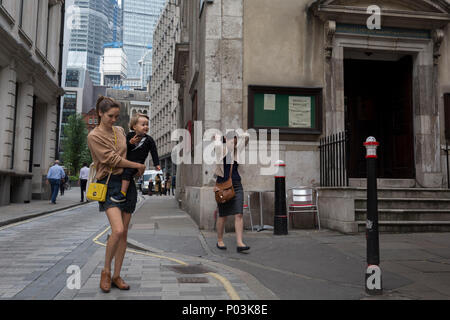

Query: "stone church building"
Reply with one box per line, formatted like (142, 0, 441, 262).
(173, 0, 450, 233)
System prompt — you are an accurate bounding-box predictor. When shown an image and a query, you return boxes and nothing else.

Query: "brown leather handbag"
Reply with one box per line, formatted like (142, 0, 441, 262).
(214, 162, 235, 204)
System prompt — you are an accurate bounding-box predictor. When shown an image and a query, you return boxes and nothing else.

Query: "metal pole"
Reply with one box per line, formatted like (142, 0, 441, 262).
(364, 137, 382, 295)
(447, 140, 450, 189)
(274, 160, 288, 235)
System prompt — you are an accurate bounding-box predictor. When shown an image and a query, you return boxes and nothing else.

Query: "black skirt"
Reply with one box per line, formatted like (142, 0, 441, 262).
(97, 174, 137, 214)
(217, 180, 244, 217)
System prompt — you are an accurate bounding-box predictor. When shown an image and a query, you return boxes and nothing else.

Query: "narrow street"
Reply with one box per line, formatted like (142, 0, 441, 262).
(0, 202, 108, 299)
(1, 188, 450, 300)
(0, 189, 265, 300)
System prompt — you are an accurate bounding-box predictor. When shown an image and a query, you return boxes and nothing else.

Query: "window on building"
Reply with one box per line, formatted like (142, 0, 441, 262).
(89, 118, 93, 124)
(62, 92, 77, 125)
(45, 3, 51, 56)
(65, 70, 80, 87)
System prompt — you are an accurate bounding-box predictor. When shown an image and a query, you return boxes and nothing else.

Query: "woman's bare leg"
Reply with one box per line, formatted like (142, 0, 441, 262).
(235, 214, 246, 247)
(216, 216, 227, 246)
(113, 211, 132, 278)
(104, 207, 124, 273)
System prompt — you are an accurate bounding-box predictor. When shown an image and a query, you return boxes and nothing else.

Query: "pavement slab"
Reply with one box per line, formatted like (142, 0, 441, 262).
(1, 188, 450, 300)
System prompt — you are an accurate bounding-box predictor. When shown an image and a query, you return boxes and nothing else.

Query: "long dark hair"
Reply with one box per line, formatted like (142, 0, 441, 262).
(95, 95, 121, 124)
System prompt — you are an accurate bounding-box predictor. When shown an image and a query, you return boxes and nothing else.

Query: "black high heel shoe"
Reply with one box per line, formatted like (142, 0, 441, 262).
(216, 242, 227, 250)
(237, 246, 250, 253)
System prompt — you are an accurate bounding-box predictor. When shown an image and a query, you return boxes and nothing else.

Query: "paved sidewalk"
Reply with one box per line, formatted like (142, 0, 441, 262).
(0, 187, 89, 227)
(55, 194, 273, 300)
(2, 189, 450, 300)
(199, 229, 450, 300)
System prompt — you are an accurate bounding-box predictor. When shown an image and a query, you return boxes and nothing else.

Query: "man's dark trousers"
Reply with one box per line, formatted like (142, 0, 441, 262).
(80, 179, 87, 201)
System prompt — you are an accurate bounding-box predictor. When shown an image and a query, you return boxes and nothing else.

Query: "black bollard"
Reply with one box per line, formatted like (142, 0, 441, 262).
(274, 160, 288, 235)
(363, 137, 382, 295)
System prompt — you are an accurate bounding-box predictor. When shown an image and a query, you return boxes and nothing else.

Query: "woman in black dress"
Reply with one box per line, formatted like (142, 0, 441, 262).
(214, 133, 250, 253)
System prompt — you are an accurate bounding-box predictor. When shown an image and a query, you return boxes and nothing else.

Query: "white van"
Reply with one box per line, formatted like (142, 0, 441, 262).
(141, 169, 163, 194)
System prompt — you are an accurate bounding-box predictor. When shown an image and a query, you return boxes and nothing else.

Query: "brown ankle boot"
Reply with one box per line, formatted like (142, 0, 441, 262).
(112, 276, 130, 290)
(100, 270, 111, 293)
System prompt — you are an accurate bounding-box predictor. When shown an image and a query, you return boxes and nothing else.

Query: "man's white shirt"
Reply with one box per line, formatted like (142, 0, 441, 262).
(79, 167, 90, 180)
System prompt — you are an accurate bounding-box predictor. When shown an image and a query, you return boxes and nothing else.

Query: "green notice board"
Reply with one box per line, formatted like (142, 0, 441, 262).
(248, 86, 322, 135)
(253, 93, 316, 128)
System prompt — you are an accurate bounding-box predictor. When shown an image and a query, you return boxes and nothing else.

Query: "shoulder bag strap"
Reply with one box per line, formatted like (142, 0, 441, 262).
(226, 157, 234, 182)
(104, 127, 117, 185)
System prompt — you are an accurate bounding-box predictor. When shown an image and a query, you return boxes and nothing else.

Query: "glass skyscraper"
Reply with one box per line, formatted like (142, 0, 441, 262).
(66, 0, 122, 84)
(122, 0, 166, 88)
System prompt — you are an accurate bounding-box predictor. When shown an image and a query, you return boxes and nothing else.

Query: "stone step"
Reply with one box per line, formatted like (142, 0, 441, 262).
(355, 198, 450, 210)
(350, 188, 450, 199)
(349, 178, 416, 188)
(355, 208, 450, 221)
(356, 220, 450, 233)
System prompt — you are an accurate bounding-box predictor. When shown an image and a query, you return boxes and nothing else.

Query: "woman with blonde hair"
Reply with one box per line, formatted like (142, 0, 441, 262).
(87, 96, 145, 293)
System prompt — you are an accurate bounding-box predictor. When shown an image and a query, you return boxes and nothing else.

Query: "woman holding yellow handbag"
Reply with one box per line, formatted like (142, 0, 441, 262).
(87, 96, 145, 293)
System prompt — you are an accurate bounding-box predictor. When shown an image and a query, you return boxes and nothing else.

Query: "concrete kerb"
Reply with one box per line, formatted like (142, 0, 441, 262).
(0, 201, 90, 228)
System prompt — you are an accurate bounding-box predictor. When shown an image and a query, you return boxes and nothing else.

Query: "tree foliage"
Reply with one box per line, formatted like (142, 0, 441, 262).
(61, 113, 91, 175)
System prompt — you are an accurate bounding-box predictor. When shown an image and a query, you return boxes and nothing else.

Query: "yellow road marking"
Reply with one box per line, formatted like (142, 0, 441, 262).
(93, 227, 240, 300)
(207, 272, 240, 300)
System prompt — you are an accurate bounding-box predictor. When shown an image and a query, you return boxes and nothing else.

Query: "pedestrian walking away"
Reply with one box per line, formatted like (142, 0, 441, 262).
(171, 175, 176, 195)
(166, 174, 171, 196)
(148, 179, 154, 196)
(87, 95, 146, 293)
(46, 160, 65, 204)
(214, 133, 250, 253)
(155, 174, 162, 196)
(110, 112, 160, 204)
(60, 169, 68, 196)
(79, 163, 90, 202)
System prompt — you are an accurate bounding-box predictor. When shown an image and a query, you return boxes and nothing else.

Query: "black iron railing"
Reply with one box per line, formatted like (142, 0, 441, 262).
(446, 140, 450, 189)
(319, 131, 349, 187)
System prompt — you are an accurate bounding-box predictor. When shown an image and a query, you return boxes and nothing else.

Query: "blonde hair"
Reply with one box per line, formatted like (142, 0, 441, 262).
(129, 113, 149, 131)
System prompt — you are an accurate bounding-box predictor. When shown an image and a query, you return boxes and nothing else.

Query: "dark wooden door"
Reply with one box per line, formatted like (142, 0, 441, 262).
(344, 56, 415, 179)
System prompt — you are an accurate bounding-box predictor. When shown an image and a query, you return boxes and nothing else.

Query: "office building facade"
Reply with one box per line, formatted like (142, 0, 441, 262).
(0, 0, 65, 205)
(150, 0, 180, 177)
(122, 0, 165, 88)
(65, 0, 122, 84)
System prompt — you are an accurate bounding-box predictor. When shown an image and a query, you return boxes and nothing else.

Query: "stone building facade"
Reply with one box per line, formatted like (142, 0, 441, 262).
(174, 0, 450, 232)
(150, 0, 180, 176)
(0, 0, 65, 205)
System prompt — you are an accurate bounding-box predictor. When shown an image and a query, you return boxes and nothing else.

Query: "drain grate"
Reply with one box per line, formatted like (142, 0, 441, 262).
(165, 264, 213, 274)
(177, 277, 209, 284)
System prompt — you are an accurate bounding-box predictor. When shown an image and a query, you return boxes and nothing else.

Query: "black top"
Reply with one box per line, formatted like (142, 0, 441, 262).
(216, 152, 241, 183)
(126, 131, 160, 166)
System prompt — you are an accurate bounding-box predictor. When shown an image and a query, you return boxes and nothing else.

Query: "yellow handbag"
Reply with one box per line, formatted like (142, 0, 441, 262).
(86, 127, 116, 202)
(86, 170, 112, 202)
